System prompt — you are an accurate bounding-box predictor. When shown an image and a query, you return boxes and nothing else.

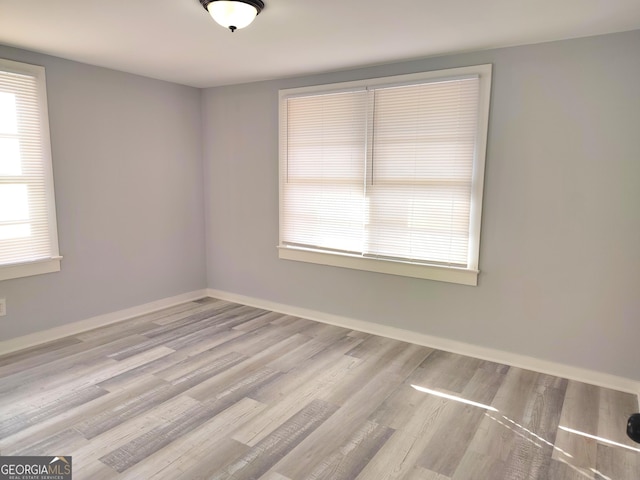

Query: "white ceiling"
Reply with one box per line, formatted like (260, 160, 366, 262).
(1, 0, 639, 88)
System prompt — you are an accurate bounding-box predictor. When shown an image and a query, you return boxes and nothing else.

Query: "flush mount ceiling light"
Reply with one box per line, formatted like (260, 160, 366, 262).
(200, 0, 265, 32)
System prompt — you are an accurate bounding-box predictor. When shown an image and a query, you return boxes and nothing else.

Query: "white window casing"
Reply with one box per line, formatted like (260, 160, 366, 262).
(0, 59, 61, 281)
(279, 65, 492, 286)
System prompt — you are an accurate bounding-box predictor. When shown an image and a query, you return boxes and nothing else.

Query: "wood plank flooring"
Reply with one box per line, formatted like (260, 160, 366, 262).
(0, 298, 638, 479)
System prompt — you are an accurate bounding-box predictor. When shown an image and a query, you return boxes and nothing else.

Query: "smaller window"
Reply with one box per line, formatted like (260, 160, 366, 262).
(0, 59, 61, 281)
(278, 65, 492, 286)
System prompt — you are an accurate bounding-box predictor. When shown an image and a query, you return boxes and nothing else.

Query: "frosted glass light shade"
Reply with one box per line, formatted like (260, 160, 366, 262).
(208, 1, 259, 30)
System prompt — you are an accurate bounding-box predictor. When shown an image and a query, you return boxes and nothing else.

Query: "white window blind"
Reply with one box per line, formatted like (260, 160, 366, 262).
(279, 65, 491, 285)
(366, 77, 479, 266)
(281, 89, 367, 254)
(0, 59, 60, 280)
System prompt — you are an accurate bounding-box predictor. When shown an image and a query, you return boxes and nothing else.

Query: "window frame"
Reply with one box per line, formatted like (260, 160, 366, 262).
(278, 64, 492, 286)
(0, 58, 61, 281)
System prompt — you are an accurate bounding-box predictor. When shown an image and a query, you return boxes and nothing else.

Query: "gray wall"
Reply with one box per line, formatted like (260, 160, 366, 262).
(0, 45, 207, 340)
(202, 30, 640, 381)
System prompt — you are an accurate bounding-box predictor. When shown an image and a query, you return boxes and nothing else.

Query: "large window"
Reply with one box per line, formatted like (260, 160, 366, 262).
(0, 59, 61, 281)
(278, 65, 491, 286)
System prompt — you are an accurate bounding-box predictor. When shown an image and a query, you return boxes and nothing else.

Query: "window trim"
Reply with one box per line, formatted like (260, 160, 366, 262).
(278, 246, 479, 286)
(0, 257, 62, 281)
(278, 64, 492, 286)
(0, 58, 61, 281)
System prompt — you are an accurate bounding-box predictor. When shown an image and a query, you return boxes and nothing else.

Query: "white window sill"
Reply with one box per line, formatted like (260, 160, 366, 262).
(278, 246, 478, 286)
(0, 257, 62, 281)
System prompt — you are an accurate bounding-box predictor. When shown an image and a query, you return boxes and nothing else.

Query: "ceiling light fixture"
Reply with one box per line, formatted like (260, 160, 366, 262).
(200, 0, 265, 32)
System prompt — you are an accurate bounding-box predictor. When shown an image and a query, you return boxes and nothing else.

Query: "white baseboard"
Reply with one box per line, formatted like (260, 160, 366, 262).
(0, 289, 208, 356)
(207, 288, 640, 396)
(2, 286, 638, 402)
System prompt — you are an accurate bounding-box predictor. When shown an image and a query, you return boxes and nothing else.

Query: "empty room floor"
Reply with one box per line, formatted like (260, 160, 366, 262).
(0, 298, 638, 479)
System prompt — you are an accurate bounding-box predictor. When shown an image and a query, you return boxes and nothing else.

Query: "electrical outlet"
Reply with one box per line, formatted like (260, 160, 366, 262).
(0, 298, 5, 316)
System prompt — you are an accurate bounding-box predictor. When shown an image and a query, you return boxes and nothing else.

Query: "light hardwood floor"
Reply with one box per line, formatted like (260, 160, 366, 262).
(0, 298, 638, 479)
